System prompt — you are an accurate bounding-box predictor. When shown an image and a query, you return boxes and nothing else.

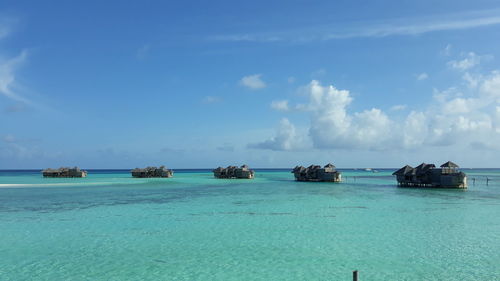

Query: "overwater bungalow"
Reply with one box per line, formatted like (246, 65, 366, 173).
(292, 163, 342, 182)
(42, 167, 87, 178)
(131, 166, 173, 178)
(213, 165, 254, 179)
(393, 161, 467, 188)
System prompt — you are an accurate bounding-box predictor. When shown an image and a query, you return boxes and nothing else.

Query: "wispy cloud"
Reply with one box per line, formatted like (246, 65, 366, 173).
(416, 72, 429, 81)
(390, 104, 407, 111)
(0, 50, 30, 104)
(240, 74, 266, 89)
(0, 17, 33, 106)
(202, 95, 222, 104)
(271, 100, 289, 111)
(212, 10, 500, 43)
(442, 44, 452, 56)
(447, 52, 490, 71)
(0, 18, 48, 112)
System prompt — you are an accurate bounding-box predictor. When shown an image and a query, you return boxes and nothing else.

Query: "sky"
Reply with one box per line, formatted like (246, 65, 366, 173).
(1, 0, 500, 168)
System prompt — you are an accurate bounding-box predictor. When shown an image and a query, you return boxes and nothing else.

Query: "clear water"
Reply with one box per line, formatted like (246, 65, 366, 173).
(0, 169, 499, 280)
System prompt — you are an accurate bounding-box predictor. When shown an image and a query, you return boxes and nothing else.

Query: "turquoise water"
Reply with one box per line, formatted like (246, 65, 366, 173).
(1, 169, 499, 280)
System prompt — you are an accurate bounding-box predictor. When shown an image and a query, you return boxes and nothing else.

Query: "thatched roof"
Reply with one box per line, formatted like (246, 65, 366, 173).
(292, 166, 306, 173)
(324, 163, 336, 169)
(414, 163, 435, 175)
(392, 165, 413, 176)
(440, 161, 459, 168)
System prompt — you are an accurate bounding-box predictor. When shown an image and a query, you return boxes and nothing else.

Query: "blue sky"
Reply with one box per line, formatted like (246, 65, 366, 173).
(2, 0, 500, 168)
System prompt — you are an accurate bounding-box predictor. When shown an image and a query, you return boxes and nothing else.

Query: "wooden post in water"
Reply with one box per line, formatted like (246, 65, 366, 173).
(353, 270, 358, 281)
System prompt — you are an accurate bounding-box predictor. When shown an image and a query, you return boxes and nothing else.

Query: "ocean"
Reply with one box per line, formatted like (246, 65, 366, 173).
(0, 169, 499, 280)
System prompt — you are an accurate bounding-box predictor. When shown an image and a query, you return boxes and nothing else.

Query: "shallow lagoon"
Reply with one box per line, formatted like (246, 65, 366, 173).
(1, 169, 499, 280)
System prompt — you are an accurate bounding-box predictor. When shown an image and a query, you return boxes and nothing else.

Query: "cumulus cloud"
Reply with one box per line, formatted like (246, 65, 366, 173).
(253, 69, 500, 152)
(416, 72, 428, 80)
(300, 81, 393, 150)
(448, 52, 483, 71)
(248, 118, 304, 151)
(240, 74, 266, 89)
(270, 100, 289, 111)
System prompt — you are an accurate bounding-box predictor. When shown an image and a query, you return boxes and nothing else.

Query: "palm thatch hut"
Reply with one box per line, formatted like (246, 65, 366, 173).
(42, 167, 87, 178)
(131, 166, 173, 178)
(213, 165, 254, 179)
(292, 163, 342, 182)
(392, 161, 467, 188)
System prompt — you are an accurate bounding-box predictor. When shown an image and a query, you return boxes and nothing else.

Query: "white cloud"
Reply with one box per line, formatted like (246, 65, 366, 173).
(0, 50, 29, 104)
(240, 74, 266, 89)
(0, 19, 32, 106)
(212, 10, 500, 43)
(463, 72, 480, 88)
(480, 70, 500, 103)
(402, 111, 428, 148)
(390, 104, 407, 111)
(416, 72, 428, 80)
(253, 69, 500, 152)
(270, 100, 289, 111)
(248, 118, 304, 151)
(287, 77, 296, 84)
(0, 19, 48, 113)
(300, 81, 393, 150)
(448, 52, 481, 71)
(442, 97, 472, 114)
(398, 72, 500, 149)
